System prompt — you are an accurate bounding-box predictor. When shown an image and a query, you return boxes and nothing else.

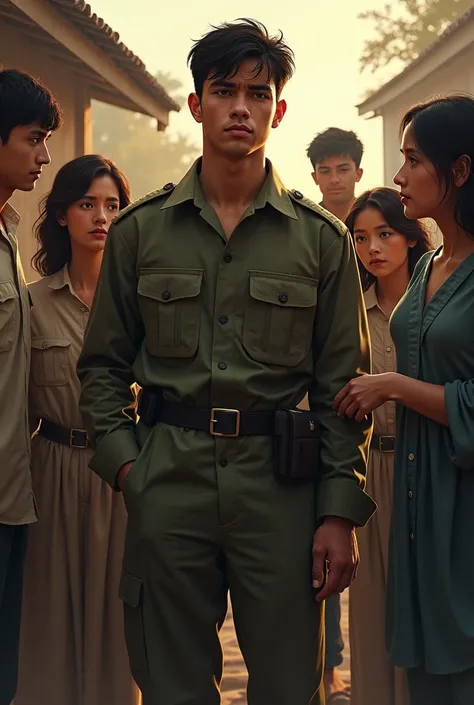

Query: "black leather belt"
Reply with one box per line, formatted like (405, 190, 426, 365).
(138, 389, 274, 437)
(38, 418, 89, 449)
(371, 433, 395, 453)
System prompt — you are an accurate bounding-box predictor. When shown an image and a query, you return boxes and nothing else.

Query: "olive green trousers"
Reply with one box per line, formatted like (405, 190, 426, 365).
(119, 422, 324, 705)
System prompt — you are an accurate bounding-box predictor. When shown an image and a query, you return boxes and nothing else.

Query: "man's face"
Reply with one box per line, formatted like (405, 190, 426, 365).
(0, 123, 52, 194)
(312, 155, 362, 206)
(188, 59, 287, 160)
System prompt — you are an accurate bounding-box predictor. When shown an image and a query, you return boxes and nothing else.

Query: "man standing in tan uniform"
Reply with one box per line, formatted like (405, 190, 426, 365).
(0, 68, 61, 705)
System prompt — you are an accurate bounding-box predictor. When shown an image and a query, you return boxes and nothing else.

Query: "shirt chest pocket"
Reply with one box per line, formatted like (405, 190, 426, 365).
(243, 271, 318, 367)
(137, 268, 203, 358)
(0, 280, 18, 353)
(31, 338, 71, 386)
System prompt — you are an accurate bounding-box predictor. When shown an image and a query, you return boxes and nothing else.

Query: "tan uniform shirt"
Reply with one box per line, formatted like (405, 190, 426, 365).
(365, 285, 397, 435)
(0, 203, 35, 524)
(28, 265, 90, 433)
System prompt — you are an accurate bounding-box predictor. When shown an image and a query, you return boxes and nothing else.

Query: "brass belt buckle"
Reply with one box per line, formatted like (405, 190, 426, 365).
(70, 428, 89, 449)
(209, 408, 241, 437)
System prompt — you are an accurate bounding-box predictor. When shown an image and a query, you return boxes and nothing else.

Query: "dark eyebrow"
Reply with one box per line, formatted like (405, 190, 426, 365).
(209, 79, 272, 92)
(210, 79, 236, 89)
(248, 83, 272, 91)
(354, 223, 391, 234)
(29, 128, 49, 137)
(400, 147, 420, 155)
(82, 195, 120, 202)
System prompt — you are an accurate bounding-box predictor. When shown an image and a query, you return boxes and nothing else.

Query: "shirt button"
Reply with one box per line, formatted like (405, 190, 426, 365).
(220, 459, 228, 467)
(42, 341, 48, 348)
(410, 532, 415, 541)
(279, 292, 289, 303)
(386, 346, 392, 352)
(224, 253, 233, 263)
(408, 490, 413, 499)
(388, 418, 394, 425)
(218, 361, 227, 370)
(162, 290, 171, 300)
(218, 314, 229, 325)
(80, 306, 87, 313)
(408, 453, 415, 461)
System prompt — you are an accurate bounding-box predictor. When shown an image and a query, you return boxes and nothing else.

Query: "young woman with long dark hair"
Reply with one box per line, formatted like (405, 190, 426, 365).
(345, 187, 431, 705)
(335, 95, 474, 704)
(16, 154, 139, 705)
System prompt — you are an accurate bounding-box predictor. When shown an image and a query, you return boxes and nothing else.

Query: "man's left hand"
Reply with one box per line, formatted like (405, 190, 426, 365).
(312, 517, 359, 602)
(333, 372, 396, 421)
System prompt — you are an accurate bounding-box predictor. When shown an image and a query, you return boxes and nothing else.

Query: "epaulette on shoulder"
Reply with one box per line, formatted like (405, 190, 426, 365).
(288, 189, 347, 237)
(113, 181, 175, 224)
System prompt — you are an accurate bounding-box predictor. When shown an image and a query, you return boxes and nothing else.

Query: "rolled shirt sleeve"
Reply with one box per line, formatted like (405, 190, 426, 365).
(309, 225, 376, 527)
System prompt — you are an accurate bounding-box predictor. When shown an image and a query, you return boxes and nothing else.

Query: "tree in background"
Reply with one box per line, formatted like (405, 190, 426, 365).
(359, 0, 474, 74)
(93, 71, 199, 199)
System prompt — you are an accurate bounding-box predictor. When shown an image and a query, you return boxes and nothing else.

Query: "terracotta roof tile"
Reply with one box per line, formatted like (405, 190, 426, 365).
(51, 0, 180, 113)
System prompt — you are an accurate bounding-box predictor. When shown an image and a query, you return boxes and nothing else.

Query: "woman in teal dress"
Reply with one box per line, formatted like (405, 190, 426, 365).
(334, 95, 474, 705)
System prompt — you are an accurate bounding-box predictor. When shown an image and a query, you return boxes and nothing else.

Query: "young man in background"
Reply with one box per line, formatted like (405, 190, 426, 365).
(307, 127, 363, 221)
(306, 127, 364, 704)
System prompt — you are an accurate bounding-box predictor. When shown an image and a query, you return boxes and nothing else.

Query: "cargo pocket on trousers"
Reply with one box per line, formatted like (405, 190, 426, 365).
(119, 570, 149, 677)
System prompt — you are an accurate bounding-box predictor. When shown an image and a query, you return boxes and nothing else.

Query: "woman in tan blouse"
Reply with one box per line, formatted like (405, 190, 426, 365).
(344, 188, 431, 705)
(16, 155, 139, 705)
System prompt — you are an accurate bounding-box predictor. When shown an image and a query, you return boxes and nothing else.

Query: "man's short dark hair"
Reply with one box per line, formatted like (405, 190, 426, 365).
(187, 18, 295, 99)
(306, 128, 364, 169)
(0, 68, 62, 144)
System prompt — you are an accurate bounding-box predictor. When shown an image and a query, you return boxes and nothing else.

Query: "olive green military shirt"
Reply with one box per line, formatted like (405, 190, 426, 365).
(0, 204, 36, 525)
(77, 159, 375, 527)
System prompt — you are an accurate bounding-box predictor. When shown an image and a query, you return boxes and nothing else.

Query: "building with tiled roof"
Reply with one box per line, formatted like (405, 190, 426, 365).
(0, 0, 180, 278)
(357, 6, 474, 188)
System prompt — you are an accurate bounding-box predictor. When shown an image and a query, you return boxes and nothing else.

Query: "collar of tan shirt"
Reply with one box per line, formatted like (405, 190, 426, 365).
(364, 283, 378, 311)
(160, 157, 298, 220)
(0, 202, 21, 239)
(48, 264, 75, 295)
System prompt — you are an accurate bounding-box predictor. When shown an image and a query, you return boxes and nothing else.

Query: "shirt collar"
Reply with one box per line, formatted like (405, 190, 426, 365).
(161, 158, 297, 219)
(364, 284, 378, 311)
(0, 203, 20, 236)
(48, 264, 74, 294)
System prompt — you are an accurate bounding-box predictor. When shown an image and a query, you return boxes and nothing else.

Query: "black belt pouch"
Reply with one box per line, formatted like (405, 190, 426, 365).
(273, 409, 320, 482)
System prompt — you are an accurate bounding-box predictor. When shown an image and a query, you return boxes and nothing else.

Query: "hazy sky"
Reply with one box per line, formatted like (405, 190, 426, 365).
(92, 0, 396, 196)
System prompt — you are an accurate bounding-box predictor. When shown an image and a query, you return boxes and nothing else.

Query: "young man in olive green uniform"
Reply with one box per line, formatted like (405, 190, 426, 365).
(78, 20, 375, 705)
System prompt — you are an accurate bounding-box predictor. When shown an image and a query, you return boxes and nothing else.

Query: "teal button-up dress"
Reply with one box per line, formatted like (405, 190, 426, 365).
(388, 248, 474, 674)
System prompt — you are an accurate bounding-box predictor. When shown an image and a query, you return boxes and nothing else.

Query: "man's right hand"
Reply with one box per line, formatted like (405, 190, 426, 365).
(116, 461, 134, 491)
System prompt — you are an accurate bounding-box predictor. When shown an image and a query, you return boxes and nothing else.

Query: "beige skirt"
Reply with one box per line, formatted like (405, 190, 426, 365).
(16, 436, 139, 705)
(349, 450, 409, 705)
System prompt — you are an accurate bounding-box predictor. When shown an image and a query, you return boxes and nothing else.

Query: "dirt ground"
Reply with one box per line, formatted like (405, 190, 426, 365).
(221, 591, 350, 704)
